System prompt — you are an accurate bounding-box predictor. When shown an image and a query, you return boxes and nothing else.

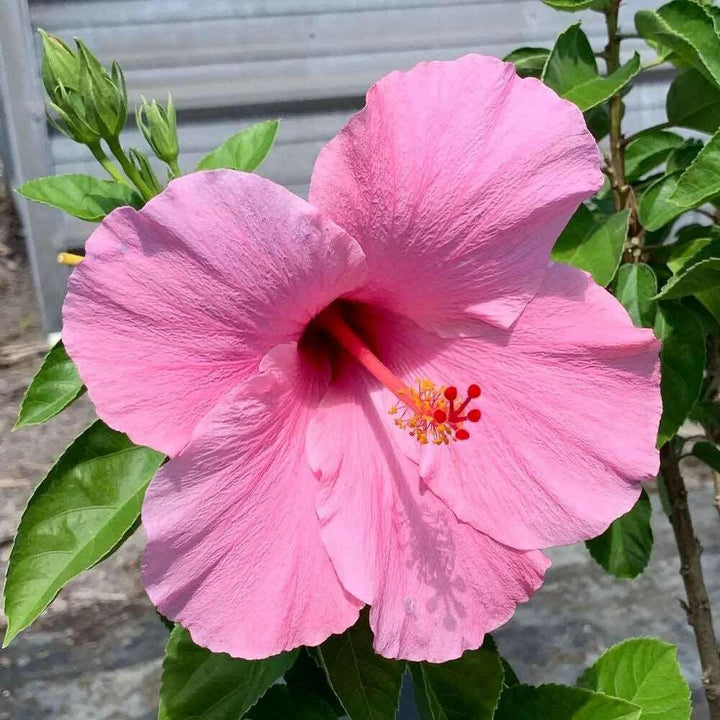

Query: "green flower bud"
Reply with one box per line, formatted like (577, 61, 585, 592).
(38, 32, 127, 145)
(136, 95, 179, 166)
(128, 148, 163, 195)
(76, 40, 128, 141)
(39, 29, 79, 97)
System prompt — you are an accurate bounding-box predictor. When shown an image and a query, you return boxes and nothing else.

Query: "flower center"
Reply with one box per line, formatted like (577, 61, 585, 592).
(315, 305, 481, 445)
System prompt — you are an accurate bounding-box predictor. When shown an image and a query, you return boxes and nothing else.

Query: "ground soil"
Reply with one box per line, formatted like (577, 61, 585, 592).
(0, 181, 718, 719)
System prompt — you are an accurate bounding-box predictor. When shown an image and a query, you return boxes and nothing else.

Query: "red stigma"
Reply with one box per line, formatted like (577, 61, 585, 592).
(467, 384, 481, 398)
(433, 409, 448, 423)
(467, 409, 482, 422)
(455, 429, 470, 440)
(444, 386, 458, 401)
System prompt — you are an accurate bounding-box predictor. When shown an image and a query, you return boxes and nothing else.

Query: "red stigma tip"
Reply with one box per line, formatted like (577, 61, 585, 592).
(444, 386, 458, 401)
(467, 383, 481, 399)
(467, 409, 481, 422)
(433, 409, 448, 423)
(455, 429, 470, 441)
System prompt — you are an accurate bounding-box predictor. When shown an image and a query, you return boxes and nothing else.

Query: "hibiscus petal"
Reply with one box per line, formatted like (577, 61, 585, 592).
(63, 170, 367, 456)
(142, 344, 361, 658)
(371, 263, 661, 550)
(307, 369, 549, 663)
(309, 54, 601, 334)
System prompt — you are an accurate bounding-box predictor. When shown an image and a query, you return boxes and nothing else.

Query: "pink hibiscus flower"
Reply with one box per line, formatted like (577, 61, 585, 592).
(62, 55, 661, 662)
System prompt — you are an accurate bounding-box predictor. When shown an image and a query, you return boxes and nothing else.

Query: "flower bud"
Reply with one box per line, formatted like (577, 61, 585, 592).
(39, 32, 127, 145)
(39, 29, 79, 97)
(136, 95, 179, 167)
(75, 40, 128, 141)
(128, 148, 163, 195)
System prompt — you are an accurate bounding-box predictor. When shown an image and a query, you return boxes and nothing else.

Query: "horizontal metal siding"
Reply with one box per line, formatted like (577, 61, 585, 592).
(28, 0, 669, 251)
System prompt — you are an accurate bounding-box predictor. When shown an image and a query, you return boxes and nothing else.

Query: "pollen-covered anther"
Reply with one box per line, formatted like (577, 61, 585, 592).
(389, 379, 482, 445)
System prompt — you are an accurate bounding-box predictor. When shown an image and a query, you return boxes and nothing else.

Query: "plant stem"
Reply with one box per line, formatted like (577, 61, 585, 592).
(169, 159, 182, 179)
(661, 443, 720, 718)
(604, 1, 630, 213)
(106, 136, 155, 201)
(87, 142, 131, 186)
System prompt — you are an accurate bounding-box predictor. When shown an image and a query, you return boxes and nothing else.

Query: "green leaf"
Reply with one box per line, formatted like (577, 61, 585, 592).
(410, 645, 504, 720)
(482, 635, 520, 688)
(503, 47, 549, 78)
(552, 206, 629, 286)
(654, 302, 706, 446)
(585, 105, 610, 141)
(666, 236, 720, 273)
(563, 54, 641, 112)
(542, 25, 640, 111)
(247, 685, 337, 720)
(495, 684, 641, 720)
(542, 0, 608, 11)
(542, 24, 598, 94)
(586, 489, 653, 579)
(285, 649, 344, 717)
(17, 174, 141, 221)
(692, 440, 720, 472)
(635, 1, 720, 87)
(656, 258, 720, 299)
(638, 173, 685, 231)
(665, 138, 704, 174)
(665, 236, 720, 323)
(670, 128, 720, 208)
(14, 340, 84, 429)
(667, 68, 720, 133)
(196, 120, 279, 172)
(318, 610, 404, 720)
(158, 625, 297, 720)
(2, 421, 164, 646)
(615, 263, 658, 327)
(577, 637, 691, 720)
(625, 131, 685, 182)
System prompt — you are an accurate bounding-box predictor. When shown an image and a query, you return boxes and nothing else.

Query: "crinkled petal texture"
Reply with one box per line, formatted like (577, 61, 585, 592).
(142, 344, 362, 658)
(307, 367, 549, 663)
(310, 54, 602, 333)
(368, 263, 661, 551)
(62, 170, 366, 456)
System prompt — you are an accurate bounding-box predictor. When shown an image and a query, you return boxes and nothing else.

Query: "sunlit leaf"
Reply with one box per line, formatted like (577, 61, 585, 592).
(17, 174, 141, 221)
(3, 421, 163, 646)
(196, 120, 279, 172)
(14, 340, 84, 428)
(636, 1, 720, 87)
(577, 637, 691, 720)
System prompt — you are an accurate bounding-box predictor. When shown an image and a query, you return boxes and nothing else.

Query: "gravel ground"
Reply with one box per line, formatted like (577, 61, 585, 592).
(0, 183, 719, 719)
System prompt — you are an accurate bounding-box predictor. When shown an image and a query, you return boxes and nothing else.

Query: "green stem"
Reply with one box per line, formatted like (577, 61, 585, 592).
(604, 1, 629, 213)
(169, 159, 182, 179)
(106, 136, 155, 201)
(87, 142, 131, 186)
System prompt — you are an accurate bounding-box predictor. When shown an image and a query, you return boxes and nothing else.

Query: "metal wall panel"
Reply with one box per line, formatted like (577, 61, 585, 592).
(2, 0, 670, 328)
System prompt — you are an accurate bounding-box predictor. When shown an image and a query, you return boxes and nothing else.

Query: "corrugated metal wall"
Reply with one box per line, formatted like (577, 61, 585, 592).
(4, 0, 669, 329)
